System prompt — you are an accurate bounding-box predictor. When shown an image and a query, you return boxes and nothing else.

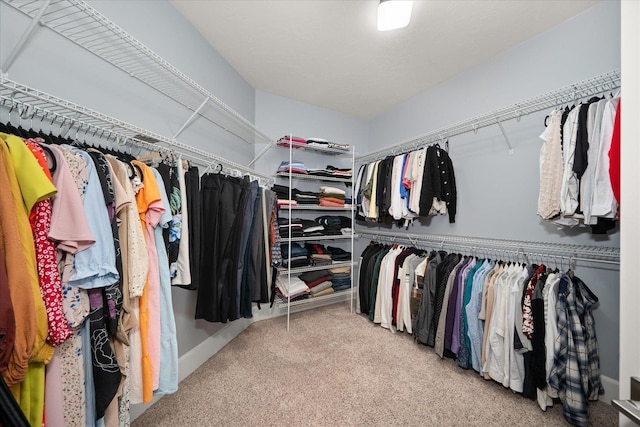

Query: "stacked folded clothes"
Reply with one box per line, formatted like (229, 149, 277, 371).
(276, 135, 307, 148)
(316, 215, 351, 235)
(329, 266, 351, 292)
(275, 275, 310, 301)
(326, 246, 351, 261)
(280, 242, 309, 268)
(319, 186, 346, 207)
(275, 275, 309, 296)
(299, 269, 330, 288)
(273, 184, 291, 200)
(276, 160, 308, 175)
(295, 190, 320, 205)
(277, 199, 297, 207)
(306, 138, 350, 151)
(299, 270, 334, 297)
(307, 165, 352, 179)
(299, 219, 324, 237)
(278, 218, 304, 238)
(305, 243, 333, 266)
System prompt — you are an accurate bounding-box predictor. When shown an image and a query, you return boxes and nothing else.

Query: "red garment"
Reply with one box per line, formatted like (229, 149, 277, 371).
(27, 141, 73, 346)
(609, 101, 621, 208)
(305, 276, 331, 289)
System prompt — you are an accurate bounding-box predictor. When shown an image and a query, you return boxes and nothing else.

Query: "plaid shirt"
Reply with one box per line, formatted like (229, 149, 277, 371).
(548, 274, 603, 427)
(573, 276, 604, 401)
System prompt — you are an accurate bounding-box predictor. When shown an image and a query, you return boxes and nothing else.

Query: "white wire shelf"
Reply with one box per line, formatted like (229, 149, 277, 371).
(2, 0, 274, 146)
(275, 140, 353, 156)
(0, 76, 273, 185)
(275, 172, 353, 183)
(279, 205, 355, 211)
(357, 229, 620, 265)
(277, 260, 354, 275)
(357, 69, 621, 163)
(287, 235, 355, 243)
(275, 287, 352, 308)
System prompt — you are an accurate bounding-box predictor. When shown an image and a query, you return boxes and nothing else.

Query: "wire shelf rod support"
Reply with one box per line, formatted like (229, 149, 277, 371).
(357, 69, 621, 163)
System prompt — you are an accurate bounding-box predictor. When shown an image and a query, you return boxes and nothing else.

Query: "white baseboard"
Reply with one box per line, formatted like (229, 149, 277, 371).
(601, 375, 619, 404)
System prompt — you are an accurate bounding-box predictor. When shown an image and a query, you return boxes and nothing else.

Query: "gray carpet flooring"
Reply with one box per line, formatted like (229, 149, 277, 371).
(133, 303, 617, 426)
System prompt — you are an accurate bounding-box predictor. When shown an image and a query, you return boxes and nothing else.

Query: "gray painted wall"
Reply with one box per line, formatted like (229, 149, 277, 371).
(253, 90, 369, 178)
(363, 1, 621, 380)
(0, 0, 257, 363)
(0, 0, 622, 413)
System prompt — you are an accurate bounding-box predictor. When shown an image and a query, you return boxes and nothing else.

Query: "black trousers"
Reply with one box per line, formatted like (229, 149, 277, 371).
(181, 166, 201, 291)
(238, 181, 260, 318)
(196, 174, 249, 323)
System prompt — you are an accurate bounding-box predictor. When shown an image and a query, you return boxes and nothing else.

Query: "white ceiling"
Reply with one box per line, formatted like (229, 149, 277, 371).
(170, 0, 598, 120)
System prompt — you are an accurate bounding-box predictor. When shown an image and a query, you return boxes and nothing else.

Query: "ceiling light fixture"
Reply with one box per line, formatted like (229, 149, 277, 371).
(377, 0, 413, 31)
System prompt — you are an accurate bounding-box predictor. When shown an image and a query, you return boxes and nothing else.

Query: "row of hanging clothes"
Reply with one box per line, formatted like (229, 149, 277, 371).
(0, 108, 278, 427)
(357, 241, 603, 427)
(354, 143, 457, 227)
(538, 90, 621, 234)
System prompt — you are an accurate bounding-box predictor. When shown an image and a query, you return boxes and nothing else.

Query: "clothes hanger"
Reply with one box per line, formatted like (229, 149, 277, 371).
(0, 98, 10, 133)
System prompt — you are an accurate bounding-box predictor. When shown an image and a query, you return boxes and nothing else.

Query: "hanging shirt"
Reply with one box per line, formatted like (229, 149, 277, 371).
(68, 148, 119, 289)
(580, 99, 608, 225)
(389, 154, 406, 220)
(171, 160, 191, 286)
(131, 160, 164, 404)
(591, 95, 620, 218)
(537, 110, 564, 219)
(151, 168, 179, 395)
(26, 141, 73, 346)
(1, 133, 54, 365)
(408, 148, 426, 215)
(559, 107, 581, 219)
(0, 142, 36, 388)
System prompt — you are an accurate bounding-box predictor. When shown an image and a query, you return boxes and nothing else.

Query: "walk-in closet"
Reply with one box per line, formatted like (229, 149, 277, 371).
(0, 1, 637, 426)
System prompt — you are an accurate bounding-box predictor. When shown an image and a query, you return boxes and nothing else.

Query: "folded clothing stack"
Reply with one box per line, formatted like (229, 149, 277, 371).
(326, 246, 351, 261)
(327, 142, 350, 151)
(299, 269, 334, 297)
(307, 165, 352, 179)
(305, 243, 333, 266)
(305, 138, 350, 152)
(295, 190, 320, 205)
(273, 184, 297, 207)
(276, 135, 307, 149)
(316, 215, 351, 235)
(277, 160, 308, 175)
(319, 186, 346, 207)
(275, 275, 310, 299)
(329, 266, 351, 292)
(280, 242, 309, 268)
(278, 218, 304, 238)
(299, 219, 324, 237)
(273, 184, 291, 200)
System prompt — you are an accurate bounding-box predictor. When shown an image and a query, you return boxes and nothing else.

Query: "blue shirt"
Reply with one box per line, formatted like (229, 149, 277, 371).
(69, 149, 119, 289)
(151, 168, 179, 395)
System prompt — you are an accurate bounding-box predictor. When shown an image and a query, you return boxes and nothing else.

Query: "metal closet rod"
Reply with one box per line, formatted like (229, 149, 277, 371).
(0, 77, 274, 186)
(357, 69, 621, 163)
(357, 230, 620, 266)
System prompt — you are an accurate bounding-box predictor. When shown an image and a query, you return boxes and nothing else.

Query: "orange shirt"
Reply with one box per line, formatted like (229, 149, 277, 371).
(131, 160, 164, 403)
